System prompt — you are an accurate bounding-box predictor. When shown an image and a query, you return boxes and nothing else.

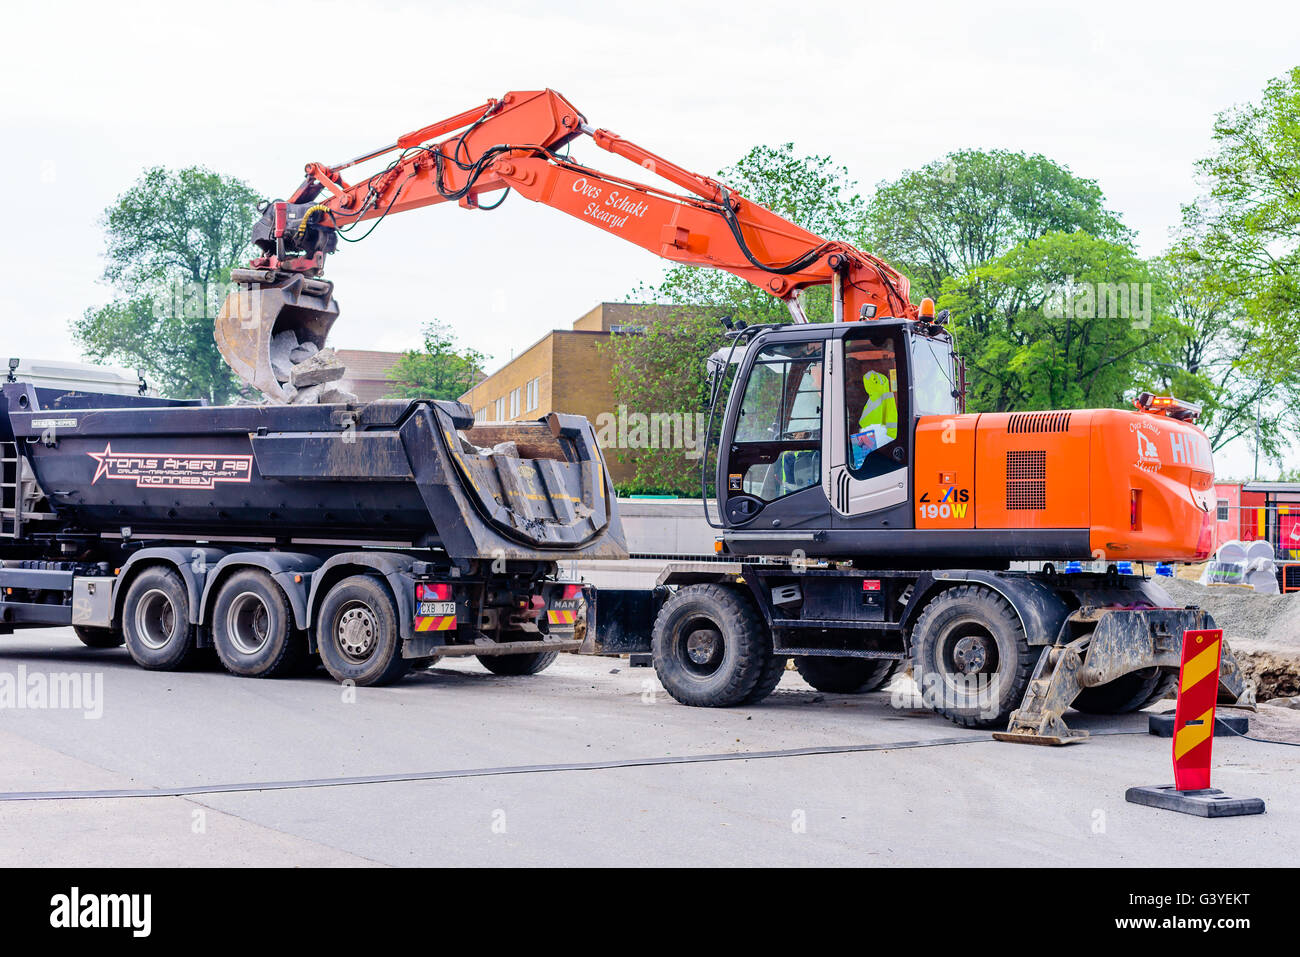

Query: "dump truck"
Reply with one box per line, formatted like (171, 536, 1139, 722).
(0, 378, 625, 684)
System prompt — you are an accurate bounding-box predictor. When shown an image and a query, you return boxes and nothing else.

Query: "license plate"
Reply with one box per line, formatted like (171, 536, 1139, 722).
(418, 601, 456, 616)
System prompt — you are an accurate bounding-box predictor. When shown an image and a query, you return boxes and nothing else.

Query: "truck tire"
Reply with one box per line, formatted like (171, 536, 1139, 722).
(795, 657, 899, 694)
(1143, 669, 1179, 707)
(477, 649, 560, 676)
(122, 567, 199, 671)
(742, 653, 789, 704)
(910, 584, 1034, 729)
(74, 625, 124, 649)
(651, 583, 773, 707)
(1071, 666, 1163, 714)
(316, 575, 409, 686)
(212, 570, 305, 678)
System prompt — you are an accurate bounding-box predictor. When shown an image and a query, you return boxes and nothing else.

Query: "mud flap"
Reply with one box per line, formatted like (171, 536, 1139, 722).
(993, 608, 1255, 746)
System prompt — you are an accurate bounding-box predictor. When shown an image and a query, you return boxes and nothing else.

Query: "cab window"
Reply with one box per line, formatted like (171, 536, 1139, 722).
(730, 341, 822, 502)
(844, 333, 906, 478)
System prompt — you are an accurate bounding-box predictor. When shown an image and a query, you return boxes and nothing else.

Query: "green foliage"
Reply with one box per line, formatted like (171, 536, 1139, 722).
(865, 149, 1129, 298)
(1149, 252, 1292, 456)
(1178, 66, 1300, 455)
(73, 166, 261, 404)
(939, 232, 1173, 411)
(386, 320, 486, 399)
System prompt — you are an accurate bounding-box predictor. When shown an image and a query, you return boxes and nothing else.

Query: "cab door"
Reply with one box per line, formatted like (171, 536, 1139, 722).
(717, 337, 831, 532)
(824, 329, 911, 526)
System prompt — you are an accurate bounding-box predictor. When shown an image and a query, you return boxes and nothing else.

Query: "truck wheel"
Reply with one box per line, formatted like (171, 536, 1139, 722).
(316, 575, 409, 686)
(795, 657, 899, 694)
(742, 653, 789, 704)
(1071, 666, 1163, 714)
(910, 584, 1034, 729)
(122, 567, 199, 671)
(212, 570, 305, 678)
(651, 583, 773, 707)
(477, 649, 560, 676)
(74, 625, 124, 649)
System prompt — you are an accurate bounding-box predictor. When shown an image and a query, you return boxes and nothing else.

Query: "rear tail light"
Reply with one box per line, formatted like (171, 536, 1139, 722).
(416, 582, 451, 601)
(1195, 507, 1215, 561)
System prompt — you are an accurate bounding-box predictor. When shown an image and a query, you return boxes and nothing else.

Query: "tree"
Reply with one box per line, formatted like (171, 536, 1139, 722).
(1178, 66, 1300, 452)
(865, 149, 1130, 298)
(1148, 252, 1294, 457)
(939, 231, 1174, 412)
(386, 320, 486, 399)
(73, 166, 261, 404)
(612, 144, 866, 494)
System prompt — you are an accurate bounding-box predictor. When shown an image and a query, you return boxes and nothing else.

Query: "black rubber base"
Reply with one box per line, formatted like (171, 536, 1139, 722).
(629, 653, 654, 668)
(1125, 785, 1265, 817)
(1148, 713, 1249, 738)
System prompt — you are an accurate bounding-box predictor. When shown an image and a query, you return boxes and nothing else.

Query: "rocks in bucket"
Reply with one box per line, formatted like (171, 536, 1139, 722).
(266, 330, 357, 405)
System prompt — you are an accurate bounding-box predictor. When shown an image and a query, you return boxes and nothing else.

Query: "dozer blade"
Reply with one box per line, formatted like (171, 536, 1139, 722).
(216, 268, 340, 402)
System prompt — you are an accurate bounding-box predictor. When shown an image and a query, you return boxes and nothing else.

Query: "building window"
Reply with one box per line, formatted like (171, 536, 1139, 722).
(474, 407, 487, 423)
(525, 377, 539, 412)
(1217, 499, 1230, 522)
(494, 397, 505, 421)
(509, 388, 521, 419)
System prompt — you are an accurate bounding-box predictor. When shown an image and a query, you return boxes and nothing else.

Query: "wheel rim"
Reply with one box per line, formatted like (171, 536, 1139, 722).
(226, 591, 272, 656)
(678, 619, 725, 677)
(336, 602, 379, 663)
(937, 617, 1001, 701)
(134, 588, 178, 651)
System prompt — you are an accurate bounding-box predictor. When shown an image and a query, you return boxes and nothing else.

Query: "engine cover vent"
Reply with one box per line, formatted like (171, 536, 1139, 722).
(1006, 449, 1047, 510)
(1007, 412, 1072, 434)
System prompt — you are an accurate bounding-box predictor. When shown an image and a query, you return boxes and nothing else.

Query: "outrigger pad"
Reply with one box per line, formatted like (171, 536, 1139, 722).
(1147, 713, 1249, 738)
(1125, 785, 1265, 818)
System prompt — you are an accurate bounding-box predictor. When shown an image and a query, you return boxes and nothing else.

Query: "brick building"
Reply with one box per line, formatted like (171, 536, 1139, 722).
(457, 303, 682, 485)
(335, 349, 406, 403)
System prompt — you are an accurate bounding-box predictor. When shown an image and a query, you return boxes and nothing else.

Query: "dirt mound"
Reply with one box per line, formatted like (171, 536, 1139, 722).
(1156, 575, 1300, 700)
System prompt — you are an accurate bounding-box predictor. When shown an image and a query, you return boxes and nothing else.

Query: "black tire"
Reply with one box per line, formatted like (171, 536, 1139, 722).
(910, 584, 1035, 729)
(651, 583, 773, 707)
(1142, 669, 1179, 708)
(315, 575, 409, 686)
(74, 625, 124, 649)
(795, 657, 900, 694)
(1071, 666, 1163, 714)
(742, 653, 789, 704)
(122, 566, 199, 670)
(211, 570, 305, 678)
(477, 649, 560, 676)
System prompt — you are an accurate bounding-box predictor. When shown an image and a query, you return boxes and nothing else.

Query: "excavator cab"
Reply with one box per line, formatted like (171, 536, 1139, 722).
(712, 320, 960, 557)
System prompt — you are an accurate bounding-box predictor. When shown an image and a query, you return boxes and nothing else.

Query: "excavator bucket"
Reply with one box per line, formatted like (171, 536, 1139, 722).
(216, 269, 340, 402)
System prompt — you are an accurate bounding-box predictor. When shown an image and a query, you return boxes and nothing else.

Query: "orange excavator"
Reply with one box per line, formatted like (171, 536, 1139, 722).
(217, 89, 1251, 741)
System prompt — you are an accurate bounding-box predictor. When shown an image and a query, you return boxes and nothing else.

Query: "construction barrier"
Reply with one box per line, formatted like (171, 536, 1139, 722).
(1125, 628, 1265, 817)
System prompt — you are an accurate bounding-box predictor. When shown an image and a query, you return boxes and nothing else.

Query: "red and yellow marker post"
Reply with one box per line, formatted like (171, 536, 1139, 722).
(1125, 627, 1265, 817)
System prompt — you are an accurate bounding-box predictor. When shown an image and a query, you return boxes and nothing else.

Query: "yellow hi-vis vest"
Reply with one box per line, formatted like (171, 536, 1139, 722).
(858, 371, 898, 439)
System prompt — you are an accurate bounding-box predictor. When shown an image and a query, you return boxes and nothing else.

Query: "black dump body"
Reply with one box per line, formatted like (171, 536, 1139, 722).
(2, 383, 626, 564)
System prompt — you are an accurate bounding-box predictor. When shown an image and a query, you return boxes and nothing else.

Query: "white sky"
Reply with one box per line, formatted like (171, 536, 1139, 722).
(1, 0, 1296, 475)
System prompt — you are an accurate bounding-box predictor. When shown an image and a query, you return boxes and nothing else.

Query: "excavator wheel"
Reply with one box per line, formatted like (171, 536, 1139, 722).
(795, 657, 899, 694)
(1071, 666, 1168, 715)
(651, 583, 775, 707)
(910, 584, 1035, 730)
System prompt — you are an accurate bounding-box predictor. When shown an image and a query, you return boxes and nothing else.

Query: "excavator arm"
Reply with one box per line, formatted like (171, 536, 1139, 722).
(218, 89, 915, 399)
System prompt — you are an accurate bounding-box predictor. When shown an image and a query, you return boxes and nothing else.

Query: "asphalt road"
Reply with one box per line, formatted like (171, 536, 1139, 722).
(1, 628, 1296, 867)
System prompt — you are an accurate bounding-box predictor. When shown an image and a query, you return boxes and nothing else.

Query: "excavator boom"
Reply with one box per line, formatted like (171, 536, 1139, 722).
(217, 89, 913, 398)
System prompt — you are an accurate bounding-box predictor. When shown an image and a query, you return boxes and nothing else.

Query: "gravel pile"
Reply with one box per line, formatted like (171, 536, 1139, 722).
(1158, 575, 1300, 700)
